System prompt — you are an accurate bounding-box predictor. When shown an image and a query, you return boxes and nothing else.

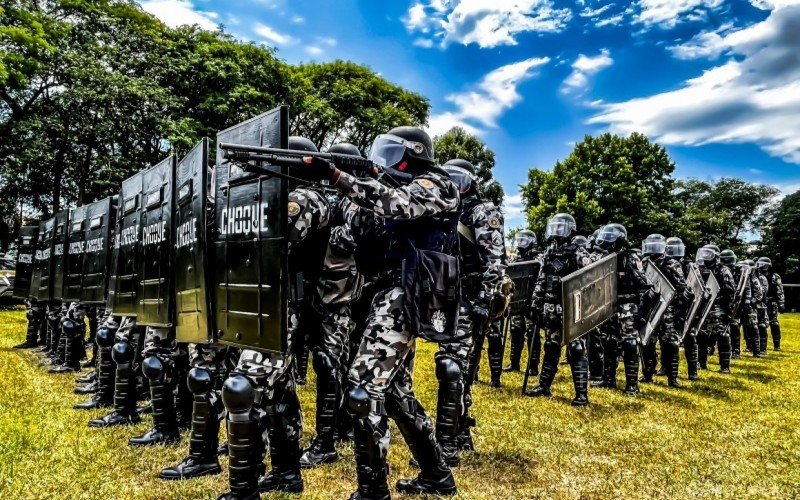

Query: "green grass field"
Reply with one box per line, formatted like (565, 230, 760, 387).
(1, 310, 799, 499)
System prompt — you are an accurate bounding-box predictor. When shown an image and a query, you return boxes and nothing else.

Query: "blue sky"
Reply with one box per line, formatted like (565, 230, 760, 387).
(140, 0, 800, 229)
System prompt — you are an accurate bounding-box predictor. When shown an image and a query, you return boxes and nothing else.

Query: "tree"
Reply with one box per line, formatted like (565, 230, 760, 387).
(521, 133, 677, 242)
(758, 190, 800, 282)
(433, 126, 504, 206)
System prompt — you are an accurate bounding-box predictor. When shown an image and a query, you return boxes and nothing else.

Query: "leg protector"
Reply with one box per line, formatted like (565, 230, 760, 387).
(747, 324, 760, 357)
(129, 355, 180, 446)
(621, 338, 639, 395)
(259, 387, 304, 493)
(665, 341, 680, 387)
(294, 332, 310, 385)
(88, 341, 141, 427)
(524, 340, 560, 397)
(640, 341, 657, 383)
(718, 331, 732, 373)
(587, 331, 604, 381)
(434, 357, 463, 466)
(684, 334, 699, 380)
(505, 323, 524, 372)
(770, 323, 781, 350)
(219, 375, 263, 500)
(486, 328, 503, 387)
(697, 333, 708, 369)
(598, 337, 619, 388)
(74, 325, 116, 410)
(730, 324, 741, 358)
(14, 306, 43, 348)
(568, 340, 589, 406)
(301, 350, 340, 469)
(528, 328, 542, 377)
(348, 386, 391, 500)
(759, 326, 769, 355)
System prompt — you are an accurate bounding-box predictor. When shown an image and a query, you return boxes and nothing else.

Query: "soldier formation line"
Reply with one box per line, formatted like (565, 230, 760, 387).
(10, 105, 787, 500)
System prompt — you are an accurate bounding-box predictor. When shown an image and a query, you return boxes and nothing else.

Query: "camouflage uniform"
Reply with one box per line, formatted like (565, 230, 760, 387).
(765, 271, 785, 350)
(754, 269, 770, 354)
(336, 169, 460, 498)
(727, 264, 756, 358)
(504, 247, 541, 376)
(598, 250, 653, 394)
(442, 195, 505, 463)
(697, 263, 736, 372)
(220, 186, 329, 497)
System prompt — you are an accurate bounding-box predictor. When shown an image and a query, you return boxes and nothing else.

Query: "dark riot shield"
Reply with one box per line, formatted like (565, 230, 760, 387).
(561, 252, 618, 344)
(29, 218, 55, 302)
(80, 196, 118, 304)
(694, 272, 720, 334)
(12, 226, 39, 299)
(62, 205, 89, 302)
(733, 264, 752, 315)
(108, 171, 143, 316)
(214, 106, 289, 354)
(175, 139, 214, 343)
(136, 155, 176, 327)
(681, 263, 706, 340)
(639, 261, 676, 345)
(506, 261, 541, 316)
(50, 210, 70, 302)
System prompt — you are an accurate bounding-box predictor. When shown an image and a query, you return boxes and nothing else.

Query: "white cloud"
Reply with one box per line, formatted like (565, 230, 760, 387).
(428, 57, 550, 137)
(404, 0, 572, 49)
(292, 15, 305, 24)
(562, 49, 613, 93)
(668, 23, 733, 60)
(580, 4, 614, 17)
(305, 46, 324, 56)
(502, 192, 527, 226)
(317, 36, 337, 47)
(590, 2, 800, 164)
(632, 0, 724, 28)
(253, 22, 296, 46)
(596, 13, 624, 27)
(139, 0, 219, 30)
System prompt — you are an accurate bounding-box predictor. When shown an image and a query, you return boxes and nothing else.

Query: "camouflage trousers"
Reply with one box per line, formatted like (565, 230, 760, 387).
(602, 303, 640, 342)
(698, 308, 731, 369)
(655, 307, 682, 345)
(756, 305, 768, 329)
(767, 301, 780, 326)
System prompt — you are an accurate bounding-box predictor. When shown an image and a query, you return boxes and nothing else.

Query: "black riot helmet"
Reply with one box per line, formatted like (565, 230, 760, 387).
(596, 223, 628, 251)
(288, 136, 318, 153)
(571, 235, 589, 249)
(706, 243, 721, 254)
(757, 256, 772, 272)
(642, 234, 667, 257)
(328, 142, 362, 157)
(369, 126, 434, 172)
(696, 245, 719, 267)
(443, 159, 477, 196)
(514, 230, 536, 250)
(720, 249, 737, 266)
(545, 213, 576, 242)
(665, 236, 685, 258)
(742, 259, 755, 268)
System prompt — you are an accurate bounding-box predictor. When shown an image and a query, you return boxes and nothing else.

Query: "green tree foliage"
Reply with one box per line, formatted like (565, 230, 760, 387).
(433, 126, 504, 206)
(759, 190, 800, 281)
(521, 133, 677, 241)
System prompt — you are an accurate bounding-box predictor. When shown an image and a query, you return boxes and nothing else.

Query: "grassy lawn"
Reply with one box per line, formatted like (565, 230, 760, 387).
(1, 309, 799, 499)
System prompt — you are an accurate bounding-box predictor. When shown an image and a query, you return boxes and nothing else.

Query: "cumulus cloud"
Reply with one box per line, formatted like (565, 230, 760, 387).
(427, 57, 550, 137)
(580, 4, 614, 17)
(502, 192, 527, 226)
(404, 0, 572, 49)
(590, 2, 800, 164)
(253, 22, 296, 46)
(139, 0, 219, 30)
(632, 0, 724, 28)
(668, 23, 733, 59)
(562, 49, 613, 93)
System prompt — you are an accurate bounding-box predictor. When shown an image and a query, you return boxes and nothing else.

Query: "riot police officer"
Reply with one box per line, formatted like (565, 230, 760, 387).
(504, 230, 540, 375)
(720, 250, 754, 359)
(663, 237, 700, 379)
(757, 257, 785, 351)
(696, 246, 736, 373)
(525, 213, 592, 406)
(751, 259, 768, 356)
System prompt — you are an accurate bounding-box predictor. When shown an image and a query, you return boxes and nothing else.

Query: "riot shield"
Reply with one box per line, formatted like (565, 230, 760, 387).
(681, 263, 706, 339)
(50, 210, 71, 302)
(62, 205, 88, 302)
(505, 260, 541, 317)
(175, 139, 215, 343)
(639, 261, 676, 345)
(694, 272, 720, 334)
(12, 226, 39, 299)
(136, 155, 176, 327)
(108, 171, 143, 316)
(81, 196, 118, 304)
(29, 218, 55, 302)
(561, 252, 617, 344)
(215, 106, 289, 353)
(732, 265, 752, 315)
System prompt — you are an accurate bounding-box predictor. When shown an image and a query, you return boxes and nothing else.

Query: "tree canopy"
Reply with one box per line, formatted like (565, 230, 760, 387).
(759, 190, 800, 282)
(433, 126, 503, 206)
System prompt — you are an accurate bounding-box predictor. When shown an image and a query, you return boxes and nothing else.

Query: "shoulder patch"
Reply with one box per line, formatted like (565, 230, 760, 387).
(287, 201, 301, 217)
(488, 216, 502, 229)
(415, 178, 435, 190)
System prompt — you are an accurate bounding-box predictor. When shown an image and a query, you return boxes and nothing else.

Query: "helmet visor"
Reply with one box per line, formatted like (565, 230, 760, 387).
(514, 233, 534, 249)
(596, 226, 625, 246)
(545, 221, 571, 239)
(696, 247, 716, 262)
(665, 243, 685, 257)
(369, 134, 425, 169)
(642, 241, 666, 255)
(443, 165, 473, 194)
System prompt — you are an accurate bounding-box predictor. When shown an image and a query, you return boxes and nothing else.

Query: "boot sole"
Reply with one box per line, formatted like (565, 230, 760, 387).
(258, 483, 304, 493)
(300, 454, 339, 469)
(396, 485, 457, 496)
(160, 465, 222, 481)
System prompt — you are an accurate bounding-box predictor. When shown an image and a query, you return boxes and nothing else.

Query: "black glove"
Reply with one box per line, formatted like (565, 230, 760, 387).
(302, 156, 337, 182)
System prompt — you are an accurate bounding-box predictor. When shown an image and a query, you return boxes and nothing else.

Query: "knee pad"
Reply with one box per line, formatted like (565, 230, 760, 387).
(187, 367, 214, 395)
(312, 350, 334, 375)
(622, 338, 638, 352)
(111, 341, 134, 364)
(221, 375, 255, 414)
(568, 341, 586, 360)
(61, 319, 81, 337)
(544, 339, 561, 354)
(142, 355, 166, 382)
(435, 357, 461, 382)
(346, 385, 371, 419)
(96, 326, 116, 348)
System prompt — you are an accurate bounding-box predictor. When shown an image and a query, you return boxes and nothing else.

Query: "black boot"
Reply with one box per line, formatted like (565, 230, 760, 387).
(88, 341, 141, 427)
(622, 338, 639, 395)
(697, 333, 708, 369)
(684, 334, 699, 380)
(640, 341, 657, 383)
(161, 368, 223, 480)
(129, 355, 181, 446)
(730, 324, 741, 358)
(389, 394, 456, 496)
(595, 338, 618, 388)
(759, 326, 768, 356)
(771, 323, 781, 350)
(487, 329, 503, 388)
(527, 329, 541, 377)
(74, 380, 98, 394)
(665, 341, 680, 388)
(748, 324, 761, 357)
(718, 333, 732, 374)
(218, 376, 264, 500)
(348, 387, 391, 500)
(568, 341, 589, 407)
(294, 332, 310, 386)
(503, 325, 523, 372)
(14, 305, 43, 348)
(258, 388, 304, 493)
(524, 340, 559, 397)
(49, 317, 84, 373)
(433, 357, 462, 466)
(76, 370, 97, 384)
(75, 325, 116, 410)
(301, 351, 340, 469)
(587, 331, 603, 382)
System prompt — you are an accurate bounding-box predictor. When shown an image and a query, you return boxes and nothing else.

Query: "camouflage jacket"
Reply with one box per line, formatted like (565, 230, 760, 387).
(533, 241, 591, 305)
(458, 195, 507, 301)
(750, 269, 765, 305)
(617, 249, 652, 303)
(767, 272, 785, 307)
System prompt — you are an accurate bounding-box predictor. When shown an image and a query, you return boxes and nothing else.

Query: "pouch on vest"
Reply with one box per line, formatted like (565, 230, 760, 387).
(402, 246, 462, 343)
